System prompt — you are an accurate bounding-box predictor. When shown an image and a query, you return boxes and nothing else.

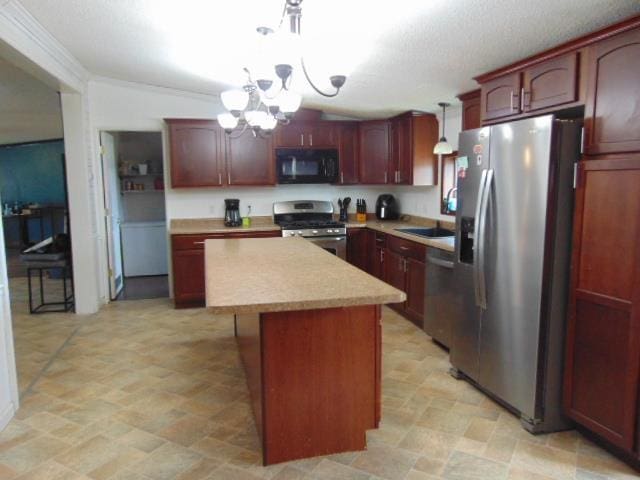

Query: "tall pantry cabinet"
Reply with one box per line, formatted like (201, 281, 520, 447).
(562, 23, 640, 456)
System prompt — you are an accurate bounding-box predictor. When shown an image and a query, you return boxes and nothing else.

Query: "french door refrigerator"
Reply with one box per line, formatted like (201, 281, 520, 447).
(450, 115, 581, 433)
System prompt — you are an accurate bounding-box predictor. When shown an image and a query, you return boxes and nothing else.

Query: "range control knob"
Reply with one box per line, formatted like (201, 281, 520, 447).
(312, 230, 319, 234)
(327, 229, 334, 233)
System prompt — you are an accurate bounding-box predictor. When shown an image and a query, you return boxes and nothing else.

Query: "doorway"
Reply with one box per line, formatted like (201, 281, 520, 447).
(100, 131, 168, 301)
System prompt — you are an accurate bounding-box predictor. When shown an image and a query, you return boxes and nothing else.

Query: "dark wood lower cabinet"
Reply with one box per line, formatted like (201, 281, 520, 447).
(235, 305, 381, 465)
(563, 156, 640, 454)
(172, 230, 281, 308)
(346, 228, 368, 271)
(405, 257, 426, 325)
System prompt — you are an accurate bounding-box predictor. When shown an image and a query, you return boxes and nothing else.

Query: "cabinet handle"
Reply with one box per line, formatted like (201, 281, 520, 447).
(380, 250, 384, 262)
(510, 91, 516, 111)
(309, 134, 313, 146)
(300, 133, 304, 146)
(403, 258, 408, 273)
(520, 87, 525, 111)
(523, 90, 531, 110)
(194, 241, 205, 245)
(384, 171, 388, 183)
(340, 172, 344, 184)
(400, 246, 409, 251)
(228, 172, 231, 184)
(218, 172, 222, 184)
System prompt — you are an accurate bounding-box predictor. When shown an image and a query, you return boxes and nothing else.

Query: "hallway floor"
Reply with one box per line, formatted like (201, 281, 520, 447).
(1, 298, 637, 480)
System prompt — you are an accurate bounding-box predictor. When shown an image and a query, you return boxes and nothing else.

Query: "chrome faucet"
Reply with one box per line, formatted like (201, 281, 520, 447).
(445, 187, 457, 214)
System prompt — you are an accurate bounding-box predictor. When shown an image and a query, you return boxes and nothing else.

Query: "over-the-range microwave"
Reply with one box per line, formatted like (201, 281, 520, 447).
(276, 148, 339, 184)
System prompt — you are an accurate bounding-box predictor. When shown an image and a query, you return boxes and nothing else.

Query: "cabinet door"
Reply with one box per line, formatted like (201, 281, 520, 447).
(172, 249, 206, 307)
(480, 73, 521, 121)
(168, 120, 224, 187)
(563, 158, 640, 451)
(522, 52, 578, 112)
(337, 123, 359, 184)
(226, 131, 275, 185)
(359, 121, 390, 184)
(347, 228, 368, 271)
(308, 123, 337, 147)
(385, 250, 406, 299)
(405, 258, 426, 327)
(461, 92, 481, 130)
(390, 116, 412, 184)
(275, 123, 305, 147)
(585, 29, 640, 155)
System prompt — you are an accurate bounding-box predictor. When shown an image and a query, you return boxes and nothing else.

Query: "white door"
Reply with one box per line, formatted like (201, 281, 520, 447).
(0, 193, 19, 431)
(100, 132, 124, 300)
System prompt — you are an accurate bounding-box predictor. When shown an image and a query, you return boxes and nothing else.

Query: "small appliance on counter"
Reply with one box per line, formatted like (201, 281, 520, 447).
(224, 199, 242, 227)
(375, 194, 399, 220)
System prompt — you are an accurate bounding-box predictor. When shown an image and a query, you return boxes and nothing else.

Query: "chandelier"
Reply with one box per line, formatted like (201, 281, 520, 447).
(217, 0, 347, 135)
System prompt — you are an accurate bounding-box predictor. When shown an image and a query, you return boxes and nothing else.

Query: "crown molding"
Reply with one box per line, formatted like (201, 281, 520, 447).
(0, 0, 89, 92)
(89, 75, 222, 103)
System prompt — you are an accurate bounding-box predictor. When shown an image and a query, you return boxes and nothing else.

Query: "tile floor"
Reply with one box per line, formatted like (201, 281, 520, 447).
(2, 286, 639, 480)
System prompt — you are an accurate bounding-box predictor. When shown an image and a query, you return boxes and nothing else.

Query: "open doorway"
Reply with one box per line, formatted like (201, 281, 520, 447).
(0, 54, 77, 398)
(100, 131, 168, 301)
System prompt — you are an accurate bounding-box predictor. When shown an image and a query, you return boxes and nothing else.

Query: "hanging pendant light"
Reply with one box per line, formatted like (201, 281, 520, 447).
(434, 102, 453, 155)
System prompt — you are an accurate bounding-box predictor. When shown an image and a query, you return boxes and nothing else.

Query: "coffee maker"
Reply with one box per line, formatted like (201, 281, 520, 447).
(224, 199, 242, 227)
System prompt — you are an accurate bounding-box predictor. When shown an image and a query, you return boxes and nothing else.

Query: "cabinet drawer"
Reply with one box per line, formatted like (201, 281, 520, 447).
(373, 231, 387, 248)
(172, 231, 280, 250)
(388, 235, 426, 261)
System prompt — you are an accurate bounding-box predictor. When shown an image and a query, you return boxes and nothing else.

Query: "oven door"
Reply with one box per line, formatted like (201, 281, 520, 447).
(306, 236, 346, 260)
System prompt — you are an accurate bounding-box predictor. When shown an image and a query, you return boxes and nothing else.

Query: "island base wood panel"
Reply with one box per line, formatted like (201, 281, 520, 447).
(235, 305, 381, 465)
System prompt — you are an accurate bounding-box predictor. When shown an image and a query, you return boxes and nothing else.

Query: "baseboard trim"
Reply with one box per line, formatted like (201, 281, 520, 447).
(0, 401, 16, 431)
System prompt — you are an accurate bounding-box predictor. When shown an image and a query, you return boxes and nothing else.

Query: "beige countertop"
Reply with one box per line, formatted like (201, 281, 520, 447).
(170, 216, 280, 235)
(172, 216, 455, 251)
(205, 237, 406, 314)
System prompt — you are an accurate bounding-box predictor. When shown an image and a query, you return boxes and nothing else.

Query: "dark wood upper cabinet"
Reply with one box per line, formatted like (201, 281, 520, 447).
(480, 72, 522, 121)
(225, 132, 275, 186)
(389, 112, 439, 186)
(585, 28, 640, 155)
(458, 90, 481, 131)
(336, 122, 359, 184)
(359, 121, 390, 184)
(168, 119, 224, 188)
(274, 122, 337, 148)
(522, 52, 579, 112)
(563, 157, 640, 451)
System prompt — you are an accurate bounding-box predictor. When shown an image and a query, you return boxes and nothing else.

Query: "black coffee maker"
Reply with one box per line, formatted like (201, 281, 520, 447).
(224, 199, 242, 227)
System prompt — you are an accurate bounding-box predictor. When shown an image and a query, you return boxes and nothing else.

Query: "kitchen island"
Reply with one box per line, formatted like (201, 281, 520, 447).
(205, 237, 405, 465)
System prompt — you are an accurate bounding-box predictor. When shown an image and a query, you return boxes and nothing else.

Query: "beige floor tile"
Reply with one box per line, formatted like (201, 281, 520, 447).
(464, 417, 497, 443)
(507, 465, 557, 479)
(576, 452, 639, 479)
(130, 441, 202, 480)
(118, 428, 165, 453)
(310, 459, 369, 480)
(413, 455, 446, 476)
(351, 445, 418, 479)
(0, 422, 41, 454)
(0, 463, 17, 480)
(399, 426, 459, 459)
(483, 433, 517, 464)
(442, 451, 509, 480)
(270, 465, 310, 480)
(0, 435, 70, 474)
(511, 442, 577, 480)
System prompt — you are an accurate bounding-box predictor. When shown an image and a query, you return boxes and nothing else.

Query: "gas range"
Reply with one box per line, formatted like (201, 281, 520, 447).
(273, 200, 347, 259)
(279, 220, 346, 238)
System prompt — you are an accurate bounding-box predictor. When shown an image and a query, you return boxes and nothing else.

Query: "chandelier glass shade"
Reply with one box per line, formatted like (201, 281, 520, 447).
(217, 0, 346, 136)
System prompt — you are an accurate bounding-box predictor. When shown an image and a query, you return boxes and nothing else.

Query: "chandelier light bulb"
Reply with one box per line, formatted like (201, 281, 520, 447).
(220, 89, 249, 112)
(261, 114, 278, 131)
(245, 110, 268, 127)
(278, 90, 302, 113)
(217, 113, 239, 131)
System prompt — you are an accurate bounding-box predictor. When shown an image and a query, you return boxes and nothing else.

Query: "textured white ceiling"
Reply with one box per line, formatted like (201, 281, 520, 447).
(0, 55, 62, 145)
(17, 0, 640, 118)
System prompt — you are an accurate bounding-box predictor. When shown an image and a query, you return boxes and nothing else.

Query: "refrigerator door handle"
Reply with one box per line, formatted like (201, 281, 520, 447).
(473, 169, 488, 307)
(477, 168, 494, 310)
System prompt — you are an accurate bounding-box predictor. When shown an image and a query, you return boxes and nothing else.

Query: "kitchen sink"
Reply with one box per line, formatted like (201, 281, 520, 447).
(395, 227, 455, 238)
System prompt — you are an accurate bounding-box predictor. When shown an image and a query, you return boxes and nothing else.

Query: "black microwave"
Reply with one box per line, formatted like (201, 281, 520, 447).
(276, 148, 339, 184)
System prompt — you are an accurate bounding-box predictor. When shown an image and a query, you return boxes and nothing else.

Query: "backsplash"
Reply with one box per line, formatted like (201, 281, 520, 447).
(165, 183, 452, 222)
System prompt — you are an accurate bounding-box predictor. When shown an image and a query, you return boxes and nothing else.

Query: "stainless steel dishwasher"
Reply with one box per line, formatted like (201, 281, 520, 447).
(424, 246, 457, 348)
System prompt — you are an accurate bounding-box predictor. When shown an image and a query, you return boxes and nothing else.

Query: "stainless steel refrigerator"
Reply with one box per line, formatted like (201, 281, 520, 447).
(450, 115, 581, 433)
